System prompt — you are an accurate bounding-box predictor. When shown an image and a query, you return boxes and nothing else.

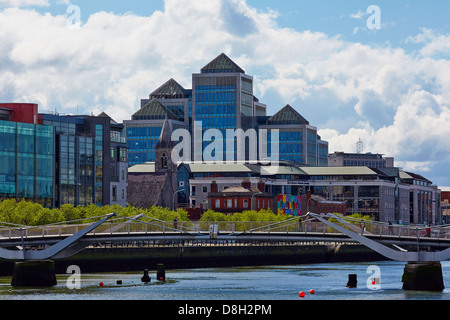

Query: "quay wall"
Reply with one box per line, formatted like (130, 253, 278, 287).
(0, 244, 385, 275)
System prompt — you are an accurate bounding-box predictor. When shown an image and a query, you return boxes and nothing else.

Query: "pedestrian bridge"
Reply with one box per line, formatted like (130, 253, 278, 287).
(0, 212, 449, 262)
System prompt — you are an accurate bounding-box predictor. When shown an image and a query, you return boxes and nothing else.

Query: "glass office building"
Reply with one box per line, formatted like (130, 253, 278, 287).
(40, 112, 128, 208)
(125, 79, 189, 166)
(193, 53, 255, 161)
(260, 104, 328, 166)
(125, 53, 328, 167)
(0, 120, 54, 207)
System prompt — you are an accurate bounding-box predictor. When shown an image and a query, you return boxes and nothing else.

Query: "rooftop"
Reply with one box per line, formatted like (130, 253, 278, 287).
(150, 78, 189, 99)
(201, 53, 245, 74)
(267, 104, 309, 126)
(132, 99, 177, 121)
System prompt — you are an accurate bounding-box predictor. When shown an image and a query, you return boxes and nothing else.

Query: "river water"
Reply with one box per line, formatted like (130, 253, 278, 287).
(0, 260, 449, 301)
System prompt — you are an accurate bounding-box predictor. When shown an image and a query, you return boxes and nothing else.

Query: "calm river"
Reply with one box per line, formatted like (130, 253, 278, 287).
(1, 260, 449, 301)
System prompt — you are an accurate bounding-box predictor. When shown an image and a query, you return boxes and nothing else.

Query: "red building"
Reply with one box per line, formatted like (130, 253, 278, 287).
(0, 103, 39, 124)
(303, 190, 347, 215)
(208, 180, 274, 214)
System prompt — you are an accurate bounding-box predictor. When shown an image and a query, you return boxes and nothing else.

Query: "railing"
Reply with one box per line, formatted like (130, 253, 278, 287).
(1, 214, 450, 241)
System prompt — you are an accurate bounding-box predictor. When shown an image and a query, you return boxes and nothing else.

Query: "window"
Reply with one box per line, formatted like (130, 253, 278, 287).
(121, 189, 125, 199)
(215, 199, 220, 209)
(203, 186, 208, 193)
(243, 199, 248, 209)
(227, 199, 232, 209)
(112, 185, 117, 201)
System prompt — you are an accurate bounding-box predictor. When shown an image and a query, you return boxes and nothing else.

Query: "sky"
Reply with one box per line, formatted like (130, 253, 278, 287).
(0, 0, 450, 190)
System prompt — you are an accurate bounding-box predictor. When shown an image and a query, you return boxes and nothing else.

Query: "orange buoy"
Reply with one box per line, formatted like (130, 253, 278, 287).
(299, 291, 305, 298)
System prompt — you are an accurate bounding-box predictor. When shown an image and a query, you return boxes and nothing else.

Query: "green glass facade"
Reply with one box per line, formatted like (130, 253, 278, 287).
(0, 120, 54, 206)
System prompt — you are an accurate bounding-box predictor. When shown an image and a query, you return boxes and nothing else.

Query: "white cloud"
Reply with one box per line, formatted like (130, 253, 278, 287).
(349, 9, 365, 20)
(0, 0, 48, 7)
(0, 0, 449, 187)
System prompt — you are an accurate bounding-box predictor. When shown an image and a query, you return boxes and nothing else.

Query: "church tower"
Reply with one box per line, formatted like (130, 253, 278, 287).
(155, 119, 178, 209)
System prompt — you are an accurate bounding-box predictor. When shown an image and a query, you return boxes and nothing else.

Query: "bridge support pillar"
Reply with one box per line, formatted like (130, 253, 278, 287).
(11, 260, 57, 287)
(402, 262, 444, 292)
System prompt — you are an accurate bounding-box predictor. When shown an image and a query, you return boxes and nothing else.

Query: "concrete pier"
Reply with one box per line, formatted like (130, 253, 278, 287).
(402, 262, 444, 292)
(11, 260, 57, 287)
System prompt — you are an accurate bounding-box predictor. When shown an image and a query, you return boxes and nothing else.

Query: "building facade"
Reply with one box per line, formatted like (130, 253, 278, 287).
(0, 118, 54, 207)
(39, 112, 128, 207)
(442, 191, 450, 224)
(124, 53, 328, 167)
(0, 102, 130, 209)
(329, 151, 394, 169)
(156, 161, 442, 225)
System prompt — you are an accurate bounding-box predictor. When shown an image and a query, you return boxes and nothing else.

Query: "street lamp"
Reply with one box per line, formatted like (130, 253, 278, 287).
(172, 188, 185, 211)
(251, 192, 262, 211)
(352, 200, 359, 214)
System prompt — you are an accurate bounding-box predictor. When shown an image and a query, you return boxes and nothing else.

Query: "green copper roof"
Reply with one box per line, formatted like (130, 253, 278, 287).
(132, 99, 177, 120)
(201, 53, 245, 74)
(267, 104, 309, 125)
(150, 78, 188, 99)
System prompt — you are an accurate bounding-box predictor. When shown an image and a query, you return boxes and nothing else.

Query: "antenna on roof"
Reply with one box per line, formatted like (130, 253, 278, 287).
(356, 138, 364, 153)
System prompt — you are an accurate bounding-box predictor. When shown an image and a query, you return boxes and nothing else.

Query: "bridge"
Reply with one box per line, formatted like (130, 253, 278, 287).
(1, 212, 449, 290)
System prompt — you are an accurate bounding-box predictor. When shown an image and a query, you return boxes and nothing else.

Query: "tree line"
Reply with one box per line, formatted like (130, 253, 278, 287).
(0, 199, 291, 227)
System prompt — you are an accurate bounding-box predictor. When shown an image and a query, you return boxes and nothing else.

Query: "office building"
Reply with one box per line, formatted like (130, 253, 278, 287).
(0, 103, 54, 207)
(124, 79, 189, 166)
(329, 151, 394, 169)
(39, 112, 128, 207)
(124, 53, 328, 166)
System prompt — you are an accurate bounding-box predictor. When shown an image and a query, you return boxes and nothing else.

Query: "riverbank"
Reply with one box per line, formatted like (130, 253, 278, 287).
(0, 243, 385, 276)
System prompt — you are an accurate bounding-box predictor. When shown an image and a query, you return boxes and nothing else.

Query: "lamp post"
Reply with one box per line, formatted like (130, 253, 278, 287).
(352, 199, 359, 215)
(307, 197, 313, 213)
(251, 192, 262, 211)
(172, 189, 185, 211)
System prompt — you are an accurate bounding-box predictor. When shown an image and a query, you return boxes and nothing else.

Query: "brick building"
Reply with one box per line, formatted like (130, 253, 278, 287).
(208, 180, 273, 214)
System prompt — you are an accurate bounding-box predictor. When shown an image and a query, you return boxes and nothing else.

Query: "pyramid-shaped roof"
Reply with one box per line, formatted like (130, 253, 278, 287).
(150, 78, 188, 99)
(267, 104, 309, 125)
(97, 112, 118, 124)
(201, 53, 245, 74)
(132, 99, 177, 121)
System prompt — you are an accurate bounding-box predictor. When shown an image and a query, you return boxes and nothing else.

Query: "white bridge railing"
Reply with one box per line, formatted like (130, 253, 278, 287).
(1, 213, 449, 241)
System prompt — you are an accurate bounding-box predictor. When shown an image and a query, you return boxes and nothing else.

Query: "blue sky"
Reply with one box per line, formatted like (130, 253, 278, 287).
(1, 0, 450, 189)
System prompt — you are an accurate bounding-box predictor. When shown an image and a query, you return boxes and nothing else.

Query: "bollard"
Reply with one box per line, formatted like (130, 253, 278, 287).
(347, 274, 357, 288)
(157, 263, 165, 281)
(141, 269, 151, 283)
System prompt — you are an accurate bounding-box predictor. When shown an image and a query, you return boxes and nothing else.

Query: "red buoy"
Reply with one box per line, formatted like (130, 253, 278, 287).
(310, 289, 315, 294)
(99, 282, 104, 287)
(299, 291, 305, 298)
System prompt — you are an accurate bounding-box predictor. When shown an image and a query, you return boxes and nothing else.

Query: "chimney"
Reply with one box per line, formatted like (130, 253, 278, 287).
(241, 178, 251, 189)
(257, 180, 265, 192)
(211, 181, 218, 193)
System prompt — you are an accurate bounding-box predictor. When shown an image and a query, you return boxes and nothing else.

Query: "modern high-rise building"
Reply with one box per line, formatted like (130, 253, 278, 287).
(39, 112, 128, 207)
(124, 79, 189, 166)
(0, 102, 129, 208)
(0, 103, 54, 207)
(124, 53, 328, 166)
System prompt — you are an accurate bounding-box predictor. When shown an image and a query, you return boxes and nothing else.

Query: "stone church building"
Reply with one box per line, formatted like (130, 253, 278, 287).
(127, 119, 178, 209)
